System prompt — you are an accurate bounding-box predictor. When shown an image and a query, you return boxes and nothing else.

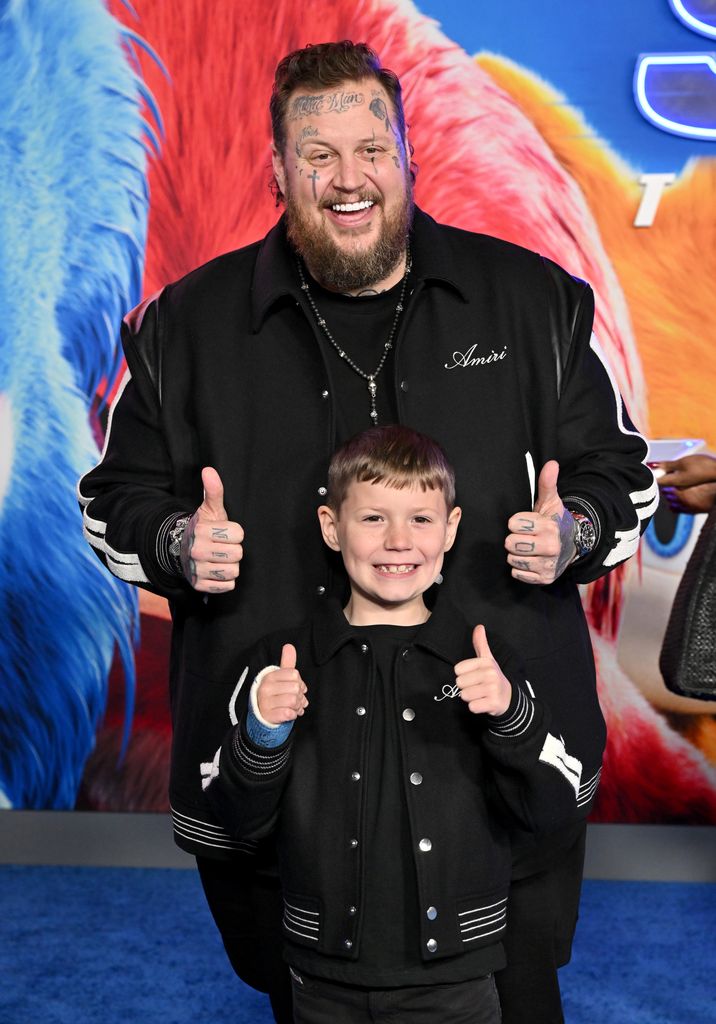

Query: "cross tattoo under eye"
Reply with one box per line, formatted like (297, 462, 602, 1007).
(309, 169, 319, 199)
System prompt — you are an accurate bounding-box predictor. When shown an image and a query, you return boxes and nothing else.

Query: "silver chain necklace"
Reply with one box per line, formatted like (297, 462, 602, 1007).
(296, 246, 412, 426)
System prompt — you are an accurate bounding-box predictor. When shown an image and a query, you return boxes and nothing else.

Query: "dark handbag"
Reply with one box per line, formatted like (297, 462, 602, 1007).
(659, 507, 716, 699)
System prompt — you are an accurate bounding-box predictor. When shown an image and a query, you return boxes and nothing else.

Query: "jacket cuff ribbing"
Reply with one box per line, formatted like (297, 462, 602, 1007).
(488, 685, 536, 738)
(229, 718, 292, 780)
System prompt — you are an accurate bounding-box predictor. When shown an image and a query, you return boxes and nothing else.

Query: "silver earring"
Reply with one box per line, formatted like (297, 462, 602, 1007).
(435, 572, 443, 585)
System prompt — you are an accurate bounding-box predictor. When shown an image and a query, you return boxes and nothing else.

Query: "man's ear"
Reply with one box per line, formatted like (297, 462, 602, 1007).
(444, 506, 462, 552)
(272, 143, 287, 198)
(318, 505, 341, 551)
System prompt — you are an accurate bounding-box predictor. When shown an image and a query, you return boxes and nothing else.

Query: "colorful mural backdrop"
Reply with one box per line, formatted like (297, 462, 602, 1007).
(1, 0, 714, 822)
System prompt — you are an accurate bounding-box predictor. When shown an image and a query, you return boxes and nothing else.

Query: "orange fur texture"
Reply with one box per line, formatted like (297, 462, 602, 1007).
(477, 53, 716, 451)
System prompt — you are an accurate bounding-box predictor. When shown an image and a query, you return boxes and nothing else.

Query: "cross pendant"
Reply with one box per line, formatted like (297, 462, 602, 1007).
(368, 377, 379, 424)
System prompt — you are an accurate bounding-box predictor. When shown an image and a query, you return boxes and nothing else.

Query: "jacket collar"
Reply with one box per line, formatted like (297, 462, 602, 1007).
(310, 592, 472, 667)
(250, 207, 469, 332)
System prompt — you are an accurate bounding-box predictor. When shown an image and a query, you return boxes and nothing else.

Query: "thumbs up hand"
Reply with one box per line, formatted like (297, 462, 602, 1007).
(180, 466, 245, 593)
(454, 626, 512, 716)
(256, 644, 309, 725)
(504, 460, 577, 585)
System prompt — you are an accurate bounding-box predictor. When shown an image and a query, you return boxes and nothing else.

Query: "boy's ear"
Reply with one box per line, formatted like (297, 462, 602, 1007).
(318, 505, 341, 551)
(444, 506, 462, 551)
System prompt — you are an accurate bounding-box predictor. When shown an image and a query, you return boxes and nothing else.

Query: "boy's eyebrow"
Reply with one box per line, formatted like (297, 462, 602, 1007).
(353, 504, 440, 513)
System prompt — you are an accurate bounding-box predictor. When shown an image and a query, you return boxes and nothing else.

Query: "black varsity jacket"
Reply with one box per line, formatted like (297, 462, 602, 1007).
(205, 598, 604, 963)
(77, 208, 657, 861)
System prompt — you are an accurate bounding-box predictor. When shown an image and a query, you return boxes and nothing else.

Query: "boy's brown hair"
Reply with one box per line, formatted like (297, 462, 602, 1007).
(326, 425, 456, 512)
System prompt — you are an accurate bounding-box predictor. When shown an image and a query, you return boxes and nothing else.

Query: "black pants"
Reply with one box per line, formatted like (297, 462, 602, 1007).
(197, 826, 586, 1024)
(196, 853, 293, 1024)
(290, 970, 501, 1024)
(495, 826, 587, 1024)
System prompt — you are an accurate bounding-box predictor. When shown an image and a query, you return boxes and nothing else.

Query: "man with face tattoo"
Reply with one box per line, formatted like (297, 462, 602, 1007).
(79, 41, 658, 1024)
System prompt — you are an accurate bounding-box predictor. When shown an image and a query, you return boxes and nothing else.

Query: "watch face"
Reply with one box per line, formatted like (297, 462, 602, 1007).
(576, 518, 597, 555)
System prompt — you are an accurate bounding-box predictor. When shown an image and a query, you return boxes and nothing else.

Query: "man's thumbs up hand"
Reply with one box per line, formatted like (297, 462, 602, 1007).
(257, 644, 309, 725)
(454, 625, 512, 716)
(199, 466, 228, 521)
(505, 460, 578, 585)
(180, 467, 244, 593)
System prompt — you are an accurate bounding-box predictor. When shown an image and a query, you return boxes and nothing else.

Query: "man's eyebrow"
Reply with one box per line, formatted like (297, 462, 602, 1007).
(299, 134, 393, 147)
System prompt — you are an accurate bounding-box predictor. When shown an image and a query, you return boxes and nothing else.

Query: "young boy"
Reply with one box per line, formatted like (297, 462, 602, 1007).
(204, 425, 601, 1023)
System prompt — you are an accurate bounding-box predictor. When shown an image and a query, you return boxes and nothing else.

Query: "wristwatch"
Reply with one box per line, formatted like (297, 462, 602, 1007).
(168, 514, 192, 573)
(571, 512, 597, 560)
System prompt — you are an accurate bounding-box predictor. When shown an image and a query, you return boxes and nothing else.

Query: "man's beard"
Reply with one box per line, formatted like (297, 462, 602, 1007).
(285, 187, 413, 292)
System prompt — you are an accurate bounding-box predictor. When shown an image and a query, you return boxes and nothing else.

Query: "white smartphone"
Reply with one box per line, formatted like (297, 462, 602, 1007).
(645, 438, 705, 464)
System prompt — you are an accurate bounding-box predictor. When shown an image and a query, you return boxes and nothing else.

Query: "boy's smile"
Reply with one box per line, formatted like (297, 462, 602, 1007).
(318, 479, 461, 625)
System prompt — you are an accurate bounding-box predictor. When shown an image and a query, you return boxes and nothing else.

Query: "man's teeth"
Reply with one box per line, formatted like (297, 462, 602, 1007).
(331, 200, 374, 212)
(377, 564, 415, 574)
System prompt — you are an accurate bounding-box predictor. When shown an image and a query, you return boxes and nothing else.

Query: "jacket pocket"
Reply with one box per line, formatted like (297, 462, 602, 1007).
(282, 893, 321, 947)
(455, 891, 508, 947)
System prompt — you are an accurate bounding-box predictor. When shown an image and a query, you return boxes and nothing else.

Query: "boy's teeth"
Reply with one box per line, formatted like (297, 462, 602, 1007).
(378, 564, 414, 574)
(331, 200, 374, 212)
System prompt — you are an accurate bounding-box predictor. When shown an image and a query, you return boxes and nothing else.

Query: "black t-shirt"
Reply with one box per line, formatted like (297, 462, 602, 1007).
(307, 277, 401, 440)
(289, 622, 505, 987)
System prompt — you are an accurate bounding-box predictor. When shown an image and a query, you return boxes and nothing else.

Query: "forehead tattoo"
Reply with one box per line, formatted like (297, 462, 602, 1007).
(369, 96, 392, 133)
(289, 90, 366, 120)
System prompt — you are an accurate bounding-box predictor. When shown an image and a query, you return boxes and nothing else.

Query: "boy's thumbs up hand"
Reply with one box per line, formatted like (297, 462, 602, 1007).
(471, 624, 492, 659)
(180, 467, 245, 593)
(257, 643, 309, 725)
(280, 643, 297, 670)
(454, 626, 512, 717)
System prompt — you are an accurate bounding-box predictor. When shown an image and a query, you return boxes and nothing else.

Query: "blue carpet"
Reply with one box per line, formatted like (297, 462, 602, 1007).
(1, 867, 713, 1023)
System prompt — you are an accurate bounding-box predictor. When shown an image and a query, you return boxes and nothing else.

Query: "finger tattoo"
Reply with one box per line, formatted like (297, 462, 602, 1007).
(212, 551, 229, 559)
(514, 560, 531, 571)
(209, 569, 227, 580)
(517, 517, 535, 532)
(212, 527, 229, 540)
(515, 541, 536, 553)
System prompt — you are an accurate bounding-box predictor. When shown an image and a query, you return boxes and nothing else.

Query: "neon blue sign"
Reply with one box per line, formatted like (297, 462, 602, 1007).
(668, 0, 716, 40)
(634, 1, 716, 140)
(634, 52, 716, 139)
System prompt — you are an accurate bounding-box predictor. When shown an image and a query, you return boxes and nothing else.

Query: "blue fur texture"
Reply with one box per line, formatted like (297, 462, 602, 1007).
(0, 0, 153, 807)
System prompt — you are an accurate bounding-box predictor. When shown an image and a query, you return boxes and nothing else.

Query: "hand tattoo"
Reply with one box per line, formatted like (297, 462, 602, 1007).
(209, 569, 227, 581)
(515, 541, 536, 554)
(211, 527, 228, 540)
(553, 510, 578, 579)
